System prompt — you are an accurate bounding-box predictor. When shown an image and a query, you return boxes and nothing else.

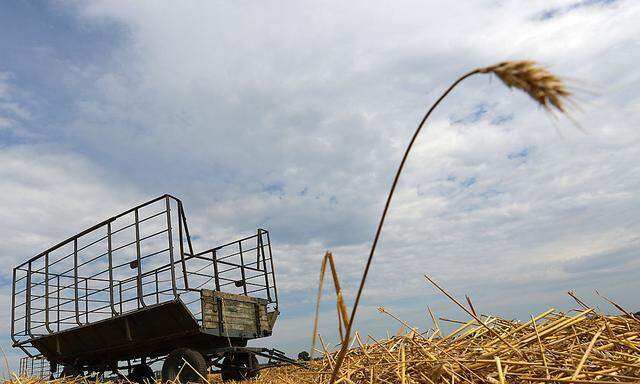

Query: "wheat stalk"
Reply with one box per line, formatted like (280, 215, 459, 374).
(328, 60, 572, 383)
(479, 60, 571, 113)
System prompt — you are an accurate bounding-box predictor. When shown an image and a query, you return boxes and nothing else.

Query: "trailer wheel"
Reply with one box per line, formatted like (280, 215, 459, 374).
(220, 353, 259, 381)
(130, 364, 155, 384)
(162, 348, 207, 383)
(60, 365, 83, 378)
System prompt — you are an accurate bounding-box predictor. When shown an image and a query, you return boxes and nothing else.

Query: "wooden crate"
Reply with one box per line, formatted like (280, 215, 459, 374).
(201, 289, 274, 335)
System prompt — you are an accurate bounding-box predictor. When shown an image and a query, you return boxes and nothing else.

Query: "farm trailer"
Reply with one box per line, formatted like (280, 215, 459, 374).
(11, 194, 294, 382)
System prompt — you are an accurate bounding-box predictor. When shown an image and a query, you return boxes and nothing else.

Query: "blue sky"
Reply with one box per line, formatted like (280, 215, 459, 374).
(2, 0, 640, 374)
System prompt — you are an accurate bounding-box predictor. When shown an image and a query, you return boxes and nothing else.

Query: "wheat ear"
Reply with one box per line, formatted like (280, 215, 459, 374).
(479, 60, 571, 112)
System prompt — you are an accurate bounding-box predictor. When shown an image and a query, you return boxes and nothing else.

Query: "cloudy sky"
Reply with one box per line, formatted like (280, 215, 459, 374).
(1, 0, 639, 373)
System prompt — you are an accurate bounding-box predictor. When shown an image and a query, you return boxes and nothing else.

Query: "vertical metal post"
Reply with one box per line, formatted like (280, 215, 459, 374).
(74, 238, 82, 325)
(155, 270, 160, 304)
(179, 201, 195, 255)
(44, 253, 53, 333)
(212, 249, 220, 291)
(258, 232, 272, 302)
(26, 262, 32, 336)
(256, 229, 261, 268)
(238, 242, 247, 295)
(165, 197, 178, 297)
(177, 201, 189, 290)
(265, 231, 278, 309)
(216, 297, 224, 334)
(119, 281, 123, 314)
(107, 221, 117, 316)
(10, 268, 17, 342)
(56, 275, 60, 332)
(85, 278, 89, 323)
(134, 208, 146, 308)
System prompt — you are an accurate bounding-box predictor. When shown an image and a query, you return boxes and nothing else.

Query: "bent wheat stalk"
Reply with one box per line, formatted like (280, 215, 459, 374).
(310, 252, 350, 360)
(328, 60, 571, 383)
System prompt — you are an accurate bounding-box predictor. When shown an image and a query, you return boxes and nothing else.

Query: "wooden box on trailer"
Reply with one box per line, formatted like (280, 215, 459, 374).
(201, 289, 278, 338)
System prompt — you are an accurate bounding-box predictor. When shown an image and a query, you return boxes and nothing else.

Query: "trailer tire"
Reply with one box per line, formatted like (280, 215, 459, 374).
(220, 353, 259, 381)
(130, 364, 155, 384)
(162, 348, 207, 383)
(60, 365, 83, 378)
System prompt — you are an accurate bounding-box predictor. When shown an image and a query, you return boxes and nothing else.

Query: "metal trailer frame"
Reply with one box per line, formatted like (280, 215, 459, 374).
(19, 356, 51, 379)
(10, 194, 292, 380)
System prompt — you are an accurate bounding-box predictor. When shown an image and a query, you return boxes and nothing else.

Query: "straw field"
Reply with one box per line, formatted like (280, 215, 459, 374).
(7, 295, 640, 383)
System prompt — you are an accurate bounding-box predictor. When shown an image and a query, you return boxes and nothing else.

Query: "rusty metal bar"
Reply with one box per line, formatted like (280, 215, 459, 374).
(238, 241, 248, 296)
(44, 253, 53, 333)
(73, 239, 82, 325)
(177, 200, 189, 290)
(258, 232, 272, 302)
(119, 281, 123, 314)
(134, 208, 146, 308)
(216, 297, 224, 334)
(165, 196, 178, 297)
(56, 275, 60, 332)
(85, 278, 89, 323)
(26, 262, 33, 336)
(153, 270, 158, 303)
(11, 268, 18, 344)
(256, 228, 261, 267)
(265, 230, 278, 309)
(107, 221, 117, 316)
(212, 249, 220, 291)
(178, 200, 195, 256)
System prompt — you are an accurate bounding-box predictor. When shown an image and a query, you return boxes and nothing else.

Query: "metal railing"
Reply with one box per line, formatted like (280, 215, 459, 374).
(19, 356, 53, 379)
(183, 229, 278, 322)
(11, 194, 278, 356)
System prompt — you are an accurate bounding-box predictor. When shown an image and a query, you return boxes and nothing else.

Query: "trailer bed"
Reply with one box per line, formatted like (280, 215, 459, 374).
(11, 195, 280, 380)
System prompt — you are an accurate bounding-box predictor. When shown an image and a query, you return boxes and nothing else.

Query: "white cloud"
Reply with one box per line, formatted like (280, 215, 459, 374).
(0, 146, 142, 267)
(0, 72, 36, 139)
